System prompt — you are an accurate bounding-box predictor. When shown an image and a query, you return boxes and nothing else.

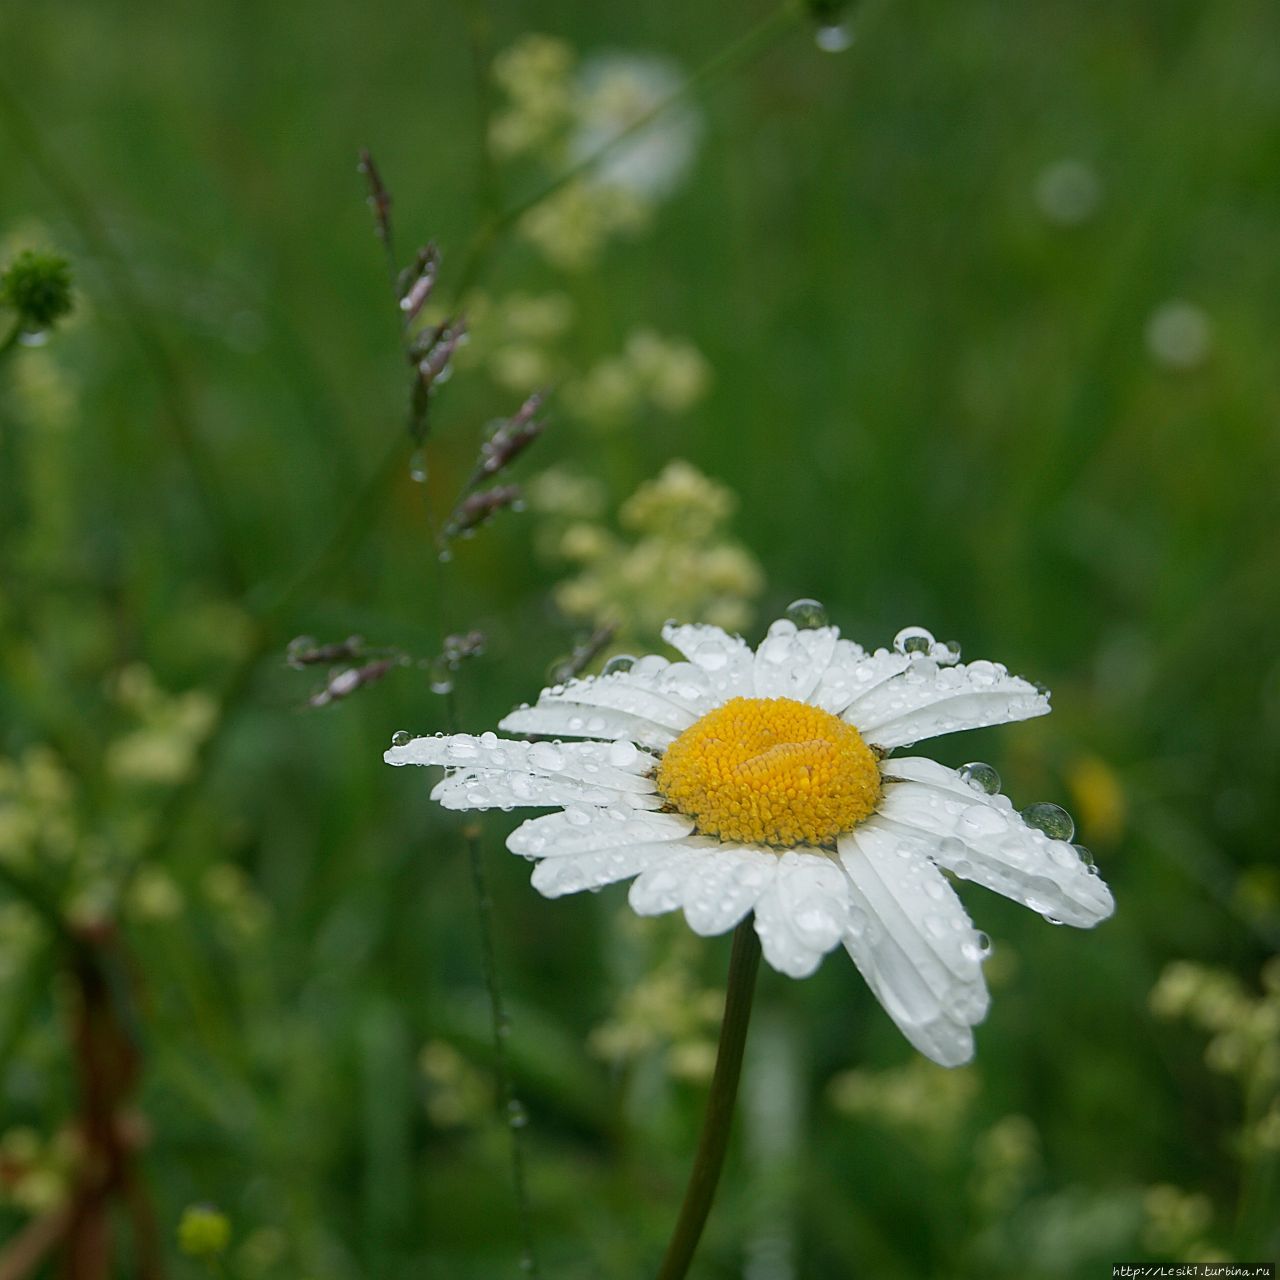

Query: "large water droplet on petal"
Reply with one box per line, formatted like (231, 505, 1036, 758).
(529, 742, 565, 772)
(602, 654, 636, 676)
(391, 730, 413, 748)
(893, 625, 935, 655)
(959, 761, 1001, 795)
(1022, 801, 1075, 842)
(785, 598, 828, 629)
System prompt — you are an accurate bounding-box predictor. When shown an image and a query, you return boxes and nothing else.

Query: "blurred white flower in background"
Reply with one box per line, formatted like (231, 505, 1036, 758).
(1034, 158, 1103, 227)
(1145, 300, 1212, 370)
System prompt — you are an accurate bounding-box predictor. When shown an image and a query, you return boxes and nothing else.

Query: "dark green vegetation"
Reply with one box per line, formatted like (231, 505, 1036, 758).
(1, 1, 1278, 1275)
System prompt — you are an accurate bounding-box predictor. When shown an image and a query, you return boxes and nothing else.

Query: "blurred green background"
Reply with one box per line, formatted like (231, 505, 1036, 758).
(2, 0, 1278, 1275)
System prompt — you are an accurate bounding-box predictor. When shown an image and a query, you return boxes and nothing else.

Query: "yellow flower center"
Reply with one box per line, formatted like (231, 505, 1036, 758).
(656, 696, 881, 848)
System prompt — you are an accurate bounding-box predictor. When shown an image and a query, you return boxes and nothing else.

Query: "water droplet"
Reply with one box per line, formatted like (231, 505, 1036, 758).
(608, 740, 639, 768)
(409, 447, 429, 483)
(815, 22, 853, 52)
(529, 742, 564, 771)
(1072, 843, 1095, 868)
(691, 641, 728, 671)
(428, 655, 455, 695)
(785, 598, 828, 629)
(391, 730, 413, 748)
(602, 654, 636, 676)
(893, 625, 935, 655)
(958, 805, 1008, 837)
(963, 931, 993, 961)
(959, 761, 1001, 795)
(934, 639, 963, 666)
(507, 1098, 529, 1129)
(437, 548, 453, 563)
(1022, 802, 1075, 842)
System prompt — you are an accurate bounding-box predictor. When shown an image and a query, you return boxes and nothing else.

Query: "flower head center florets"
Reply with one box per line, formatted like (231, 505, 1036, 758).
(656, 696, 881, 849)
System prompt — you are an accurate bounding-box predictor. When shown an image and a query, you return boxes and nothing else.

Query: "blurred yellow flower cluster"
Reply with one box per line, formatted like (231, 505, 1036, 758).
(419, 1039, 493, 1129)
(488, 35, 699, 269)
(589, 925, 724, 1084)
(530, 459, 763, 648)
(828, 1057, 978, 1140)
(0, 1125, 78, 1216)
(1150, 956, 1280, 1155)
(565, 329, 711, 429)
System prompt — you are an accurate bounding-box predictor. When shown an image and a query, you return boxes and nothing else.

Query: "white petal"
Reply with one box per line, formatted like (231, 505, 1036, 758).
(629, 848, 711, 917)
(386, 735, 658, 793)
(661, 622, 756, 699)
(678, 846, 778, 937)
(499, 662, 708, 751)
(752, 851, 852, 978)
(876, 757, 1115, 927)
(508, 807, 694, 859)
(845, 658, 1049, 749)
(430, 768, 663, 812)
(752, 620, 840, 701)
(819, 648, 913, 717)
(499, 703, 675, 749)
(530, 843, 690, 897)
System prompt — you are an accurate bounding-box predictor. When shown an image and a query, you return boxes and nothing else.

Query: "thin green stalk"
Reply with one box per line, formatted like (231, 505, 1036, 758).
(656, 919, 762, 1280)
(448, 0, 803, 304)
(444, 684, 540, 1277)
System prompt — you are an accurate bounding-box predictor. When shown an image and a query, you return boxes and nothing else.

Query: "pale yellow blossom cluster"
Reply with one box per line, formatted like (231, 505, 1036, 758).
(531, 459, 763, 648)
(488, 35, 698, 269)
(565, 329, 712, 430)
(589, 926, 723, 1083)
(0, 1125, 78, 1216)
(1141, 1184, 1216, 1259)
(106, 664, 218, 787)
(969, 1114, 1041, 1214)
(828, 1057, 978, 1140)
(419, 1039, 492, 1128)
(1150, 956, 1280, 1155)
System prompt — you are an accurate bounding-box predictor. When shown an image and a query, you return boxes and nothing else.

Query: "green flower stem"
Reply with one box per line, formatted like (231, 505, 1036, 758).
(656, 918, 762, 1280)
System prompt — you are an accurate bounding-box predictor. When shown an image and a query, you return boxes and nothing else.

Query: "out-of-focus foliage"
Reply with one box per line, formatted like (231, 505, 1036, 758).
(1, 0, 1278, 1275)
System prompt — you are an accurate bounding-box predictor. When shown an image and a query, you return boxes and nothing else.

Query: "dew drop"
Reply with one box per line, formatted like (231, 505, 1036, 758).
(428, 655, 455, 695)
(506, 1098, 529, 1129)
(815, 22, 853, 52)
(691, 641, 728, 671)
(286, 635, 316, 666)
(785, 598, 829, 629)
(893, 625, 935, 655)
(529, 742, 565, 771)
(1072, 842, 1095, 869)
(608, 740, 639, 768)
(602, 654, 636, 676)
(409, 447, 429, 483)
(959, 761, 1001, 795)
(391, 730, 413, 748)
(1022, 801, 1075, 842)
(934, 639, 963, 666)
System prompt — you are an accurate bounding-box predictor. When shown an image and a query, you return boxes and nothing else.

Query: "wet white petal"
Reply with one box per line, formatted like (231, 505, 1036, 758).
(838, 824, 989, 1045)
(431, 768, 662, 812)
(508, 808, 694, 859)
(661, 621, 756, 699)
(819, 648, 913, 718)
(678, 846, 777, 937)
(386, 734, 658, 793)
(530, 843, 690, 897)
(846, 659, 1049, 749)
(498, 703, 675, 749)
(752, 620, 840, 701)
(753, 851, 852, 978)
(629, 848, 711, 916)
(877, 757, 1115, 927)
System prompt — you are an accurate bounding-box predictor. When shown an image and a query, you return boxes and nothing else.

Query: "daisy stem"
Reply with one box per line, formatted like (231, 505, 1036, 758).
(656, 918, 762, 1280)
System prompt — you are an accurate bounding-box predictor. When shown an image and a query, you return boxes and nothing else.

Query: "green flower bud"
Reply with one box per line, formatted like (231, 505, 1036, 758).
(1, 250, 74, 332)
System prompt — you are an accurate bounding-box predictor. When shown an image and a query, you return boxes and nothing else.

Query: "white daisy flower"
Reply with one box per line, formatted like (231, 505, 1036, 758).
(385, 617, 1114, 1067)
